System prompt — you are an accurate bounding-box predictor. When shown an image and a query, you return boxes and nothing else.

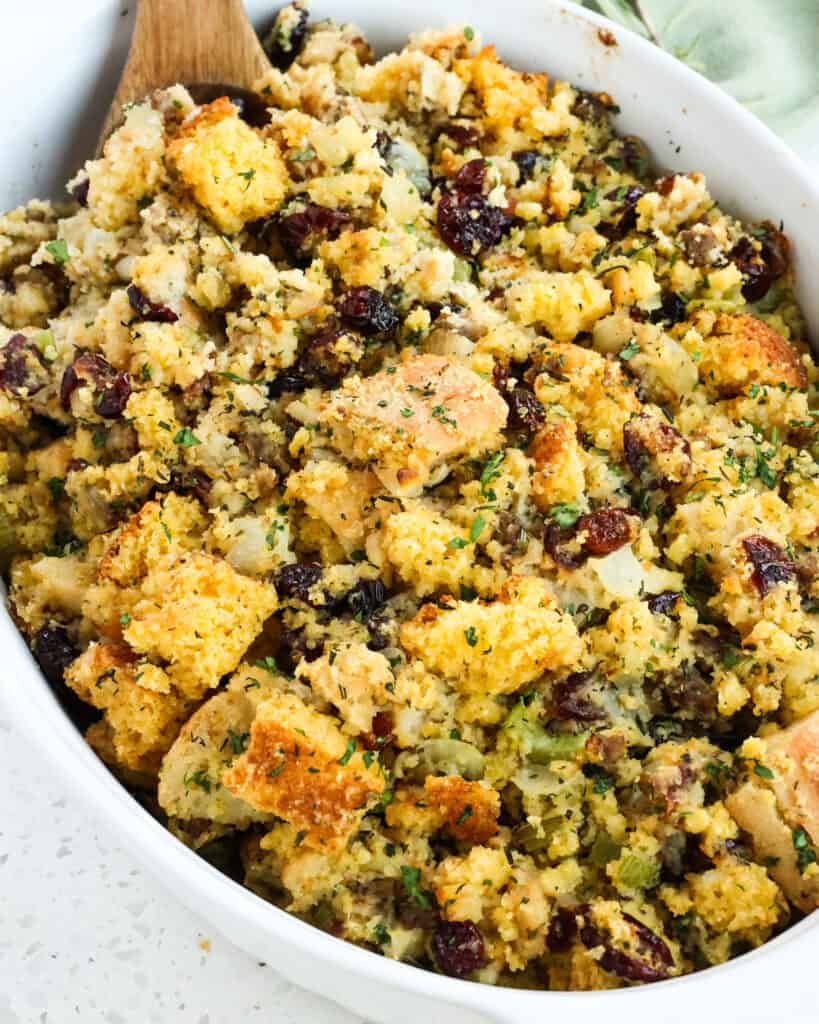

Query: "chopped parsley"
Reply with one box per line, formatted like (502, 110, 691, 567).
(338, 738, 357, 765)
(469, 514, 486, 542)
(45, 239, 70, 264)
(548, 502, 580, 529)
(464, 626, 479, 647)
(455, 804, 473, 826)
(792, 826, 817, 873)
(238, 168, 256, 191)
(227, 728, 249, 755)
(447, 536, 469, 549)
(400, 865, 432, 909)
(183, 769, 212, 793)
(753, 762, 775, 780)
(479, 451, 505, 500)
(619, 340, 640, 361)
(174, 427, 201, 447)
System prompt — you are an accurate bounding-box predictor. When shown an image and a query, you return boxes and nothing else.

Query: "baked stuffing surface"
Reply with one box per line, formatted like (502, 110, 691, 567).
(2, 3, 819, 988)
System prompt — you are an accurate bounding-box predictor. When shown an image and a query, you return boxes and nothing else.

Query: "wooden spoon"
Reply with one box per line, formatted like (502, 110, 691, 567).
(97, 0, 271, 154)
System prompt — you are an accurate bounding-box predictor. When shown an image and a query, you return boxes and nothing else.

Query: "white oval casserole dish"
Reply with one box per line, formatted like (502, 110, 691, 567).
(1, 2, 818, 1021)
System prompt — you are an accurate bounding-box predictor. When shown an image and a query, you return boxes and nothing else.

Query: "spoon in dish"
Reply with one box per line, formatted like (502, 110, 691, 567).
(97, 0, 272, 155)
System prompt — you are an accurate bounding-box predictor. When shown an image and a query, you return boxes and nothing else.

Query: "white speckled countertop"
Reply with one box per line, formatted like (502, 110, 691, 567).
(0, 712, 362, 1024)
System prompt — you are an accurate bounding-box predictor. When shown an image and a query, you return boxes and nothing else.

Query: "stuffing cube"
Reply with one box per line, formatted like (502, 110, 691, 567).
(222, 689, 385, 849)
(296, 642, 397, 735)
(696, 313, 807, 396)
(158, 663, 279, 829)
(318, 354, 507, 496)
(124, 552, 278, 698)
(399, 575, 584, 695)
(65, 642, 190, 773)
(168, 97, 289, 234)
(727, 711, 819, 911)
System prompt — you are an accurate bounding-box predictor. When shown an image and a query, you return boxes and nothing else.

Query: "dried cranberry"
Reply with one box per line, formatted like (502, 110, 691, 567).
(552, 671, 604, 722)
(71, 177, 90, 207)
(646, 591, 682, 616)
(32, 625, 77, 686)
(436, 190, 513, 258)
(743, 535, 795, 596)
(623, 413, 691, 487)
(579, 913, 671, 983)
(546, 907, 577, 952)
(278, 203, 352, 259)
(650, 292, 687, 325)
(337, 287, 399, 336)
(453, 158, 487, 194)
(729, 227, 788, 303)
(187, 84, 271, 129)
(543, 521, 586, 570)
(346, 578, 387, 621)
(126, 283, 178, 323)
(0, 334, 48, 396)
(267, 369, 309, 398)
(512, 149, 540, 181)
(598, 185, 643, 242)
(60, 352, 131, 419)
(275, 562, 322, 603)
(504, 386, 545, 433)
(578, 507, 639, 556)
(431, 919, 487, 978)
(656, 174, 676, 197)
(262, 3, 309, 69)
(296, 323, 350, 388)
(363, 710, 395, 750)
(436, 123, 480, 151)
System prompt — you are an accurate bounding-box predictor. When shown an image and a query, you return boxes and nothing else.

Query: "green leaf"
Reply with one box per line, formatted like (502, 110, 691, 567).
(173, 427, 201, 447)
(549, 502, 580, 529)
(469, 514, 486, 542)
(400, 865, 432, 909)
(45, 239, 70, 264)
(753, 762, 775, 780)
(338, 739, 357, 766)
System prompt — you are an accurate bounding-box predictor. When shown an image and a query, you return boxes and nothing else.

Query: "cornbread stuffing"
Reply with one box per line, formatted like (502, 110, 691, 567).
(3, 3, 819, 990)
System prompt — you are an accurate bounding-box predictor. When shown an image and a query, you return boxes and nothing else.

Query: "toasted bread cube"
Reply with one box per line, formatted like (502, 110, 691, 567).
(168, 98, 288, 233)
(424, 775, 500, 844)
(697, 314, 807, 396)
(399, 575, 583, 695)
(124, 552, 278, 698)
(65, 642, 190, 773)
(727, 783, 819, 912)
(319, 354, 507, 496)
(296, 642, 396, 735)
(528, 419, 587, 511)
(222, 690, 385, 849)
(158, 664, 279, 828)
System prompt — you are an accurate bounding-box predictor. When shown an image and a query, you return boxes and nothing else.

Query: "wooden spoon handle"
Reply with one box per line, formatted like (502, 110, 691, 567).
(98, 0, 270, 152)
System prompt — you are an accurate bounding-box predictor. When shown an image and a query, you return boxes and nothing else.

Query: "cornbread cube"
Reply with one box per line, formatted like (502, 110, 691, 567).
(534, 342, 641, 454)
(222, 689, 385, 849)
(124, 552, 278, 698)
(318, 354, 508, 496)
(168, 98, 289, 233)
(97, 493, 207, 587)
(694, 313, 807, 395)
(424, 775, 500, 844)
(285, 460, 381, 553)
(507, 270, 612, 344)
(399, 575, 584, 695)
(87, 102, 166, 230)
(528, 419, 587, 511)
(65, 642, 190, 772)
(296, 642, 397, 735)
(385, 777, 499, 844)
(688, 858, 783, 936)
(158, 663, 279, 828)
